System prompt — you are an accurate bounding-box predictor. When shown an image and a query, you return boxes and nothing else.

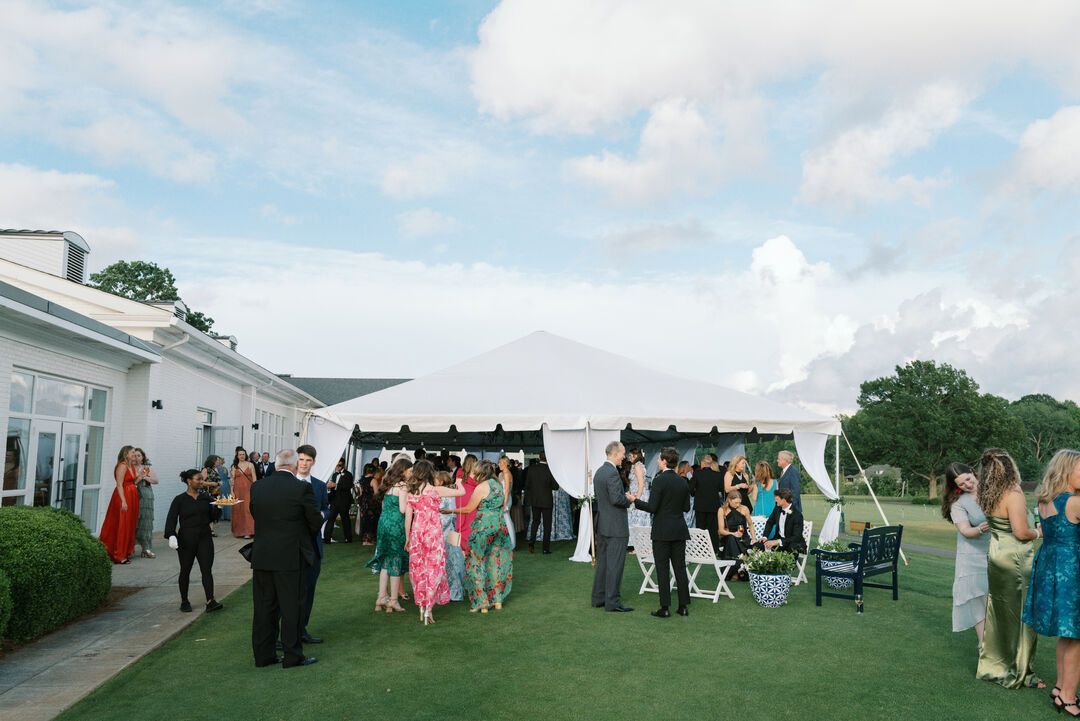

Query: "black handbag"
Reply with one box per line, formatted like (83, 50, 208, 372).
(238, 541, 254, 563)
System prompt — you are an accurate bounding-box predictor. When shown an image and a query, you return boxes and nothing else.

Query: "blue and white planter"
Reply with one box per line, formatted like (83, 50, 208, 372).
(748, 572, 792, 608)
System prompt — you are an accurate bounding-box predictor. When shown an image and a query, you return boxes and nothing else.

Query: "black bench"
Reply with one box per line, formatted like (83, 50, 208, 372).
(812, 525, 903, 613)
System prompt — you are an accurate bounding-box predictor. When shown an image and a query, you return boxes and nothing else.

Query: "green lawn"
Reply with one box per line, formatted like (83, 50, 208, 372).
(803, 495, 959, 551)
(59, 535, 1055, 721)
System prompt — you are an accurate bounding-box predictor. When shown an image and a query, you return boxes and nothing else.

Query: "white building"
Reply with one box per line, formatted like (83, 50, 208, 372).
(0, 229, 323, 534)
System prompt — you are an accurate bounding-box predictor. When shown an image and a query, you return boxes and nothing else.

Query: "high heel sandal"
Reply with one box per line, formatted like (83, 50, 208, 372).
(140, 550, 156, 559)
(387, 600, 405, 613)
(1054, 696, 1080, 717)
(494, 602, 502, 611)
(374, 596, 389, 612)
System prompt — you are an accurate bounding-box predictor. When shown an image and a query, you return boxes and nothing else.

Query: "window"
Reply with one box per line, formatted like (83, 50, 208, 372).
(33, 376, 86, 419)
(9, 372, 33, 413)
(88, 388, 108, 423)
(4, 419, 30, 491)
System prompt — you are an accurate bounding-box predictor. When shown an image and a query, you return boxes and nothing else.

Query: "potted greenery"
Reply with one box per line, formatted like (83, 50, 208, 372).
(742, 549, 796, 608)
(816, 539, 854, 589)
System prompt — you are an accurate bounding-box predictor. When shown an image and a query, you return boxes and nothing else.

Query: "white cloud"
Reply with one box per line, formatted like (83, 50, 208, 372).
(380, 144, 486, 200)
(259, 204, 300, 226)
(396, 208, 459, 238)
(0, 163, 140, 266)
(598, 217, 716, 253)
(1007, 106, 1080, 194)
(799, 82, 972, 210)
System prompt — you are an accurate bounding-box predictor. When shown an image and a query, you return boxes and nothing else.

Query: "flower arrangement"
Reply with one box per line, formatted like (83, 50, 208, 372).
(572, 494, 595, 511)
(741, 548, 796, 576)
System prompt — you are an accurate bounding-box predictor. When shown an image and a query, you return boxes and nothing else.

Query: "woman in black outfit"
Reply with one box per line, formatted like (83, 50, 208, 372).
(717, 490, 760, 580)
(165, 469, 224, 613)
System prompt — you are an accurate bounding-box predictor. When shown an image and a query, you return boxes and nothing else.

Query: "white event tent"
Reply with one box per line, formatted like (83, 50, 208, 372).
(304, 331, 843, 560)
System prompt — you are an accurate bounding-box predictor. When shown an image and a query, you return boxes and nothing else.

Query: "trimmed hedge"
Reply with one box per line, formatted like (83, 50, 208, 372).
(0, 569, 11, 639)
(0, 506, 112, 642)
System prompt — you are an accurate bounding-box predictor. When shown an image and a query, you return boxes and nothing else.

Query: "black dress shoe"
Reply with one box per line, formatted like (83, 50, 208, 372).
(542, 550, 552, 555)
(593, 602, 606, 608)
(650, 608, 671, 618)
(301, 634, 323, 644)
(205, 600, 224, 613)
(607, 605, 634, 613)
(283, 657, 318, 668)
(255, 656, 284, 668)
(179, 600, 192, 613)
(676, 606, 689, 617)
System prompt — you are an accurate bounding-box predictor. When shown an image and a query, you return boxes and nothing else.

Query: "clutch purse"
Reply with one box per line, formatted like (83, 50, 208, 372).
(238, 542, 254, 563)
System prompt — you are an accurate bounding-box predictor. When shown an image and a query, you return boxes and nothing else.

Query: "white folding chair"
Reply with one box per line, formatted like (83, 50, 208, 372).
(685, 528, 735, 602)
(791, 520, 814, 586)
(630, 526, 660, 595)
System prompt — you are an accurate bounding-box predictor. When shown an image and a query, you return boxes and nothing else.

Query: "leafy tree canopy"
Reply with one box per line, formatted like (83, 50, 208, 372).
(88, 261, 179, 302)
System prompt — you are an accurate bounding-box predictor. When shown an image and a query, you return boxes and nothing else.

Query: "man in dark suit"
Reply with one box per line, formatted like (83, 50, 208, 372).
(688, 453, 723, 551)
(777, 450, 803, 513)
(591, 441, 633, 612)
(525, 452, 560, 554)
(260, 452, 274, 477)
(633, 446, 692, 617)
(323, 458, 354, 544)
(250, 449, 323, 668)
(758, 489, 807, 556)
(296, 444, 330, 645)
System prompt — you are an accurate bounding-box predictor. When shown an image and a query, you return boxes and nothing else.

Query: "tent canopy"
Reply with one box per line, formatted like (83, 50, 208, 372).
(313, 331, 840, 436)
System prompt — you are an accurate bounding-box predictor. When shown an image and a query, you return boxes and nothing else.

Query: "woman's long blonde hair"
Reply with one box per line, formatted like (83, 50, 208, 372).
(977, 448, 1023, 516)
(1036, 449, 1080, 505)
(727, 455, 747, 476)
(462, 454, 477, 479)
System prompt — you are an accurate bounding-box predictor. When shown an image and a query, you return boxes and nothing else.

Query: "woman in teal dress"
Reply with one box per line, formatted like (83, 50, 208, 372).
(366, 457, 412, 614)
(1024, 449, 1080, 715)
(444, 460, 513, 612)
(752, 460, 776, 519)
(975, 448, 1044, 690)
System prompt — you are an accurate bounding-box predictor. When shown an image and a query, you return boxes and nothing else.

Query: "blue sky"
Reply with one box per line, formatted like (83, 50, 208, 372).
(2, 0, 1079, 411)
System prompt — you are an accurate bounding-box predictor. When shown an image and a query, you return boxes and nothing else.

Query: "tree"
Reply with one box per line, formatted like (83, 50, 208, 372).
(88, 260, 218, 336)
(1007, 394, 1080, 482)
(184, 310, 215, 334)
(843, 361, 1023, 498)
(88, 261, 179, 302)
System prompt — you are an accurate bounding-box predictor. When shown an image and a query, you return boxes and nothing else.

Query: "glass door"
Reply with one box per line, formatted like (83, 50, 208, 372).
(29, 420, 60, 507)
(57, 423, 85, 512)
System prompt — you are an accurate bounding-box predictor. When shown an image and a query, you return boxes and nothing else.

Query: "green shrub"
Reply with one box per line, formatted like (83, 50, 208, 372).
(816, 539, 850, 553)
(909, 495, 938, 506)
(0, 569, 12, 638)
(0, 506, 112, 642)
(742, 548, 797, 575)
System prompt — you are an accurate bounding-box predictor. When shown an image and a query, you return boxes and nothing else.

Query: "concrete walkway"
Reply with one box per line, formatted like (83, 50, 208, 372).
(0, 531, 252, 721)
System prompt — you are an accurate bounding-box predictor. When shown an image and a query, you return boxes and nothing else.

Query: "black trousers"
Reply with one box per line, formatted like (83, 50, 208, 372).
(324, 507, 353, 543)
(253, 567, 307, 667)
(176, 534, 215, 603)
(529, 506, 553, 551)
(654, 539, 690, 609)
(303, 553, 321, 633)
(590, 533, 628, 610)
(695, 511, 719, 551)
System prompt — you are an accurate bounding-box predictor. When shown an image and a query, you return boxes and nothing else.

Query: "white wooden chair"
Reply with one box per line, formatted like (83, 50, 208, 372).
(630, 525, 660, 595)
(685, 527, 736, 602)
(791, 520, 814, 586)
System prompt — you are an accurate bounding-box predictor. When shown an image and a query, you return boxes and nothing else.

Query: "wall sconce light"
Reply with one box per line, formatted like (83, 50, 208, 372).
(293, 431, 301, 437)
(251, 423, 260, 430)
(151, 400, 164, 410)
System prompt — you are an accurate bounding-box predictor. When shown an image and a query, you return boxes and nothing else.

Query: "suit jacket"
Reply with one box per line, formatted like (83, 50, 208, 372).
(329, 470, 355, 511)
(778, 464, 803, 510)
(302, 475, 330, 560)
(524, 463, 559, 508)
(250, 470, 323, 571)
(253, 462, 264, 480)
(593, 461, 630, 538)
(688, 467, 723, 513)
(762, 505, 807, 554)
(633, 469, 691, 541)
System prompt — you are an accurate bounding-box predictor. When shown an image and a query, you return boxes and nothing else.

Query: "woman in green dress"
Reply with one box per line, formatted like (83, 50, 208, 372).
(366, 457, 412, 614)
(975, 448, 1044, 690)
(445, 460, 513, 612)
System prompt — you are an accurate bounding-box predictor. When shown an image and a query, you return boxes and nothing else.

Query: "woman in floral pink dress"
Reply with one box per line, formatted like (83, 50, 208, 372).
(404, 460, 464, 625)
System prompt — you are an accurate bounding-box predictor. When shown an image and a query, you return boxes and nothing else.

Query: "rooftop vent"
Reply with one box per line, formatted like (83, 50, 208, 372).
(65, 244, 87, 283)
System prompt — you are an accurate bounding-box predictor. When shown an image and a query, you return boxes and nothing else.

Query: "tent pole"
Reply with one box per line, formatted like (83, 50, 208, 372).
(585, 423, 596, 567)
(842, 430, 909, 567)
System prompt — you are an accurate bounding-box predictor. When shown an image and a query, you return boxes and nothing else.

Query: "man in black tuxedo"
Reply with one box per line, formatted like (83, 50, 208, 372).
(633, 447, 692, 618)
(324, 458, 355, 544)
(250, 449, 322, 668)
(525, 452, 559, 554)
(688, 453, 723, 551)
(591, 441, 633, 612)
(261, 451, 275, 477)
(758, 489, 807, 556)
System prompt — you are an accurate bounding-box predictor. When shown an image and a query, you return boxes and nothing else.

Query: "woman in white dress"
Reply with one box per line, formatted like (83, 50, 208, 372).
(625, 448, 652, 530)
(942, 461, 990, 645)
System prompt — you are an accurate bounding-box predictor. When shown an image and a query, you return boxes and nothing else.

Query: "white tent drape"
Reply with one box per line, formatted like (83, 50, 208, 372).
(793, 431, 841, 544)
(304, 413, 355, 483)
(542, 424, 621, 563)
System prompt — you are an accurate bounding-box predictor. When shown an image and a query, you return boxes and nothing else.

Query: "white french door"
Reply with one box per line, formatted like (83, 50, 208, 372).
(28, 420, 86, 512)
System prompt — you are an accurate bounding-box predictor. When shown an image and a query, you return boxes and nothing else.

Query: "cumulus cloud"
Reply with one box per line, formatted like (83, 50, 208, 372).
(799, 83, 972, 210)
(1007, 106, 1080, 194)
(396, 208, 459, 239)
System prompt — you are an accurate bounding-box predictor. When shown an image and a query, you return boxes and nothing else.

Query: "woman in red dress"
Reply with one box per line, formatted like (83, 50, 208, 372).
(230, 447, 256, 539)
(99, 445, 140, 564)
(456, 454, 479, 551)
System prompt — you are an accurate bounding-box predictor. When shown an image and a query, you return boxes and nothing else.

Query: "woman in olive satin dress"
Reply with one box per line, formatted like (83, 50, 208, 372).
(975, 448, 1044, 690)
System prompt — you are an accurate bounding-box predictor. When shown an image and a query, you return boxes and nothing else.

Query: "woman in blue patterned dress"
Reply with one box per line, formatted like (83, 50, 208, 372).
(625, 449, 652, 530)
(436, 470, 466, 601)
(1024, 449, 1080, 714)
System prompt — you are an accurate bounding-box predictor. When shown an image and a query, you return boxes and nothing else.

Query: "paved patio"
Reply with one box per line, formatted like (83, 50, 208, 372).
(0, 530, 252, 721)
